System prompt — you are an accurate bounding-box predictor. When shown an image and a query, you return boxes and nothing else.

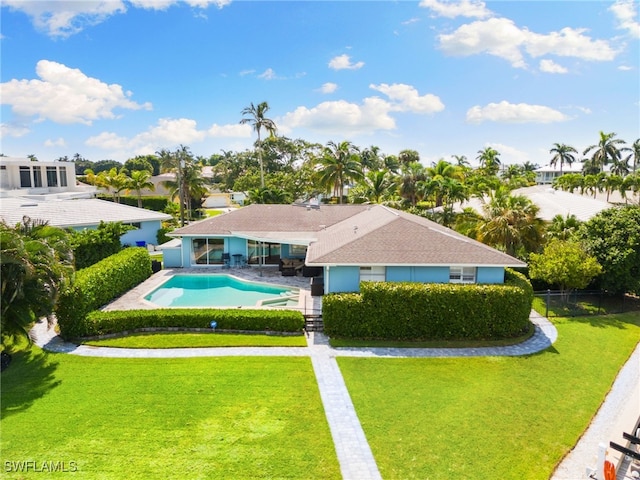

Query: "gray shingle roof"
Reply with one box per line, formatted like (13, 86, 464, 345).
(170, 204, 525, 267)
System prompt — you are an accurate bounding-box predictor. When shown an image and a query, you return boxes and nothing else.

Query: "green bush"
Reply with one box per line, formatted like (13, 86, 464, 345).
(97, 194, 169, 212)
(81, 309, 305, 338)
(323, 269, 533, 340)
(57, 248, 152, 338)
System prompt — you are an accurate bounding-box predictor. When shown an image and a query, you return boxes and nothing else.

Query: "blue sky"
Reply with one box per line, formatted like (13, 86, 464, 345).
(1, 0, 639, 167)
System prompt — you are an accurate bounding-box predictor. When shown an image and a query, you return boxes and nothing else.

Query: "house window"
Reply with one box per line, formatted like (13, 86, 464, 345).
(191, 238, 224, 265)
(59, 166, 68, 187)
(19, 167, 32, 187)
(46, 166, 58, 187)
(360, 266, 386, 282)
(33, 166, 43, 187)
(449, 266, 476, 284)
(289, 244, 307, 257)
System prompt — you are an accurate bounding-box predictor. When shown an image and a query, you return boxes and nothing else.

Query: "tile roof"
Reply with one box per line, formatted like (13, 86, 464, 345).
(171, 204, 525, 267)
(0, 197, 171, 228)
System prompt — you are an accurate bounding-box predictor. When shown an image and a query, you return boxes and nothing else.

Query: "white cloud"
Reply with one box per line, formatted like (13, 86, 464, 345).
(0, 123, 30, 138)
(439, 17, 618, 68)
(319, 82, 338, 94)
(4, 0, 230, 37)
(44, 137, 67, 148)
(539, 59, 568, 74)
(402, 18, 420, 25)
(439, 18, 529, 68)
(419, 0, 492, 19)
(258, 68, 277, 80)
(280, 99, 395, 136)
(369, 83, 444, 114)
(208, 123, 251, 137)
(610, 0, 640, 38)
(328, 54, 365, 71)
(466, 101, 569, 124)
(0, 60, 152, 125)
(2, 0, 126, 38)
(618, 65, 634, 71)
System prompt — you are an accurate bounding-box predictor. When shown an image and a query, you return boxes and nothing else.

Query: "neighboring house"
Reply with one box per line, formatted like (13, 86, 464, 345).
(455, 185, 613, 222)
(0, 157, 171, 246)
(166, 204, 525, 294)
(534, 163, 584, 185)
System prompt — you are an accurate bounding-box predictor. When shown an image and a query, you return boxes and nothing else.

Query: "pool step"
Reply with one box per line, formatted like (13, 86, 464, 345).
(304, 315, 323, 333)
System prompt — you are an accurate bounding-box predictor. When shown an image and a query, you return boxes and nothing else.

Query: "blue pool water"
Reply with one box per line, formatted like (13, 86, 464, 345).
(145, 275, 297, 307)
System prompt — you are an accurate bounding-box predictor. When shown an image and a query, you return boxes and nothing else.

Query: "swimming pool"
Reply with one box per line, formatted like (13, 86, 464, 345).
(144, 274, 299, 308)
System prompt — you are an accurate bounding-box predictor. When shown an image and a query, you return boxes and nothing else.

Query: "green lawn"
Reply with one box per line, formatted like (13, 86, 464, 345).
(1, 353, 339, 480)
(338, 312, 640, 480)
(82, 332, 307, 348)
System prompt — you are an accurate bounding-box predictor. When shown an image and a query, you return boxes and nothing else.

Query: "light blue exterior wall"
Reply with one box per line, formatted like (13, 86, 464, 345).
(326, 266, 360, 293)
(120, 220, 162, 246)
(71, 220, 162, 247)
(477, 267, 504, 284)
(228, 237, 246, 256)
(162, 248, 182, 268)
(386, 266, 450, 283)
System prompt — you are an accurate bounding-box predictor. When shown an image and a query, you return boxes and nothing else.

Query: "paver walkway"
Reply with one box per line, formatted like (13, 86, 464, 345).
(30, 312, 558, 480)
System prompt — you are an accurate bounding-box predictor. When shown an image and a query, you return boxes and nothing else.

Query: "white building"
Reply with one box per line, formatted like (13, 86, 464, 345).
(0, 157, 170, 246)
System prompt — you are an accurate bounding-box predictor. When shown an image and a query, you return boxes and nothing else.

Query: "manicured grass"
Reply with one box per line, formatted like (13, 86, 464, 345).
(532, 293, 640, 318)
(82, 331, 307, 348)
(337, 312, 640, 480)
(1, 352, 339, 479)
(329, 323, 534, 348)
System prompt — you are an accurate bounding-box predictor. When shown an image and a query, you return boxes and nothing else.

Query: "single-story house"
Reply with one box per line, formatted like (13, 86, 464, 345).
(166, 204, 525, 294)
(0, 157, 171, 246)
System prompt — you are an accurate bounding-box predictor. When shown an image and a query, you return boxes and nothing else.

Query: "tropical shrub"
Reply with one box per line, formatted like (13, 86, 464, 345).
(96, 194, 169, 212)
(57, 247, 151, 338)
(81, 309, 304, 337)
(323, 269, 532, 340)
(69, 221, 134, 269)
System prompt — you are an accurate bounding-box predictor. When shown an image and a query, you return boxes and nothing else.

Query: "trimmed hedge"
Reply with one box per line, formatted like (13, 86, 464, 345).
(97, 194, 169, 212)
(80, 309, 305, 338)
(57, 247, 152, 338)
(323, 269, 533, 340)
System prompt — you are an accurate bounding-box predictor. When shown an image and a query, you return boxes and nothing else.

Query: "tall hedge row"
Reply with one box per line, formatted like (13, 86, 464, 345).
(56, 247, 152, 338)
(323, 269, 533, 340)
(82, 309, 305, 337)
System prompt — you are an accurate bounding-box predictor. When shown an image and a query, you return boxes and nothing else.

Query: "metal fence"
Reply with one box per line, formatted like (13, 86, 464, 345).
(534, 290, 640, 317)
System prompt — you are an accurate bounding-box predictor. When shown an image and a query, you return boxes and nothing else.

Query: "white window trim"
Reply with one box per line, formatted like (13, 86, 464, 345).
(449, 266, 476, 284)
(360, 266, 386, 282)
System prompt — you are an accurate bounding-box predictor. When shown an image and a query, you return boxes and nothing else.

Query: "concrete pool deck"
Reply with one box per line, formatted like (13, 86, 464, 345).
(104, 266, 322, 316)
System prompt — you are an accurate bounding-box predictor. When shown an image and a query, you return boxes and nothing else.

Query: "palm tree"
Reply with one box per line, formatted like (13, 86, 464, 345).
(476, 147, 501, 176)
(315, 141, 363, 204)
(603, 174, 623, 202)
(1, 218, 73, 343)
(421, 159, 464, 207)
(398, 149, 420, 166)
(583, 131, 626, 172)
(546, 214, 581, 241)
(353, 170, 395, 204)
(240, 101, 277, 188)
(476, 188, 545, 258)
(625, 138, 640, 174)
(399, 161, 427, 206)
(610, 156, 630, 177)
(127, 170, 155, 208)
(549, 143, 577, 174)
(96, 168, 129, 203)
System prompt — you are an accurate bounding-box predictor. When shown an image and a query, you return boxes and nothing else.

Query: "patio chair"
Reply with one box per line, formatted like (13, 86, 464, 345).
(222, 253, 231, 269)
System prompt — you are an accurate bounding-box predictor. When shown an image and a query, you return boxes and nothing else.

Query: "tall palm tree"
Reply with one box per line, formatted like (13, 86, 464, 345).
(315, 141, 363, 204)
(583, 131, 626, 172)
(399, 161, 427, 206)
(127, 170, 155, 208)
(625, 138, 640, 174)
(546, 214, 581, 241)
(96, 168, 130, 203)
(476, 147, 501, 176)
(240, 101, 277, 188)
(356, 170, 395, 204)
(549, 143, 577, 174)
